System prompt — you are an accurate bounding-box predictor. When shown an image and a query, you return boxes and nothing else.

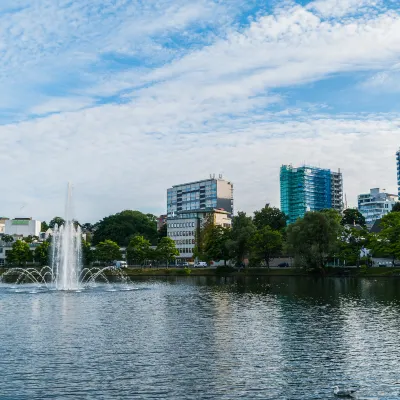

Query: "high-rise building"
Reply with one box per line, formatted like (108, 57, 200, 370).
(280, 165, 343, 224)
(167, 176, 233, 218)
(358, 188, 397, 228)
(396, 149, 400, 198)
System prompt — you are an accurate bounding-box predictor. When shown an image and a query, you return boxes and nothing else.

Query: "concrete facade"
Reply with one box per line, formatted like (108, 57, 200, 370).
(5, 218, 41, 237)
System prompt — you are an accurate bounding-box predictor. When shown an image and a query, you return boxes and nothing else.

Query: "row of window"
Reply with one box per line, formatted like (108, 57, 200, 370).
(168, 222, 195, 228)
(174, 239, 195, 245)
(168, 231, 195, 237)
(178, 248, 193, 254)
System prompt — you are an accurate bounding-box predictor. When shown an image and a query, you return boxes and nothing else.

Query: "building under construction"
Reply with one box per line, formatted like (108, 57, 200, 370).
(280, 165, 343, 224)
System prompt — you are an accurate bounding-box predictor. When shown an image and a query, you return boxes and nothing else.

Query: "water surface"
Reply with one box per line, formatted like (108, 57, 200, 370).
(1, 276, 400, 399)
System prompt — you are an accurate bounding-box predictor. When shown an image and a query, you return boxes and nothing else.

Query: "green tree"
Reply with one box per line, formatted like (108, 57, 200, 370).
(6, 240, 33, 265)
(286, 211, 341, 271)
(92, 210, 158, 246)
(1, 234, 14, 244)
(49, 217, 65, 228)
(41, 221, 49, 232)
(95, 240, 122, 264)
(228, 212, 256, 267)
(127, 235, 151, 266)
(23, 235, 39, 244)
(370, 212, 400, 265)
(250, 226, 283, 269)
(82, 240, 95, 265)
(341, 208, 366, 227)
(253, 204, 287, 231)
(392, 202, 400, 212)
(202, 225, 232, 265)
(338, 226, 369, 267)
(156, 237, 179, 267)
(158, 223, 167, 240)
(82, 223, 94, 233)
(34, 241, 50, 265)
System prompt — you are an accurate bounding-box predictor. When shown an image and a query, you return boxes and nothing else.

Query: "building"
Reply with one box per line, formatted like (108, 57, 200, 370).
(4, 218, 42, 237)
(280, 165, 343, 224)
(397, 149, 400, 198)
(157, 214, 167, 231)
(167, 209, 232, 262)
(167, 176, 233, 218)
(358, 188, 397, 228)
(0, 218, 9, 234)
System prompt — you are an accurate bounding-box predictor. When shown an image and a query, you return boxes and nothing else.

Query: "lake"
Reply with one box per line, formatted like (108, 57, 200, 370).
(1, 276, 400, 399)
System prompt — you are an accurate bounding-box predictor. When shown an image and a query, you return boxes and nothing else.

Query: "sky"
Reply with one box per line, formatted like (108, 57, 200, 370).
(1, 0, 400, 223)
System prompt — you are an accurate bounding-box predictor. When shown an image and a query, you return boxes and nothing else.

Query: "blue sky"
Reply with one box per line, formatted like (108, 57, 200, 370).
(0, 0, 400, 222)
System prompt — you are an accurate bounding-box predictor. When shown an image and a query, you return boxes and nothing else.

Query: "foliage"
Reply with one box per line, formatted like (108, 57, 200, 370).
(200, 224, 231, 265)
(6, 240, 33, 265)
(338, 226, 369, 267)
(156, 237, 179, 266)
(176, 267, 191, 275)
(23, 235, 39, 244)
(49, 217, 65, 228)
(215, 265, 236, 275)
(253, 204, 287, 231)
(227, 212, 256, 267)
(95, 240, 122, 264)
(286, 211, 341, 270)
(341, 208, 366, 227)
(34, 241, 50, 266)
(41, 221, 49, 232)
(392, 202, 400, 212)
(250, 226, 283, 268)
(369, 212, 400, 263)
(1, 234, 14, 243)
(82, 240, 95, 265)
(157, 223, 167, 240)
(126, 235, 151, 266)
(92, 210, 158, 246)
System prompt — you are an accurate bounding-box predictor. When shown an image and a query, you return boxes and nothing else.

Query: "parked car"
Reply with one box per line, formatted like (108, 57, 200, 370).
(277, 262, 289, 268)
(195, 261, 208, 267)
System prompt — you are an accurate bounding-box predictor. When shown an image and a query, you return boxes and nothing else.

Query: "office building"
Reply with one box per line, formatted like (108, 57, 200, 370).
(157, 214, 167, 231)
(167, 209, 231, 262)
(280, 165, 343, 224)
(358, 188, 397, 228)
(5, 218, 41, 237)
(167, 176, 233, 218)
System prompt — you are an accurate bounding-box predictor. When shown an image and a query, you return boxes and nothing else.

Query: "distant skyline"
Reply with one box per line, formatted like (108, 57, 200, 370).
(0, 0, 399, 222)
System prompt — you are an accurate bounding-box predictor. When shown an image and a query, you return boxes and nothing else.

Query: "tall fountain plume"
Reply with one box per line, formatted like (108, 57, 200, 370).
(51, 183, 82, 290)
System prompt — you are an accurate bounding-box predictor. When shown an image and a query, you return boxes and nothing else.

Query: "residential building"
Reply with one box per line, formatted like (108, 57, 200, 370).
(167, 176, 233, 218)
(157, 214, 167, 231)
(358, 188, 397, 228)
(280, 165, 343, 224)
(5, 218, 41, 237)
(167, 209, 231, 262)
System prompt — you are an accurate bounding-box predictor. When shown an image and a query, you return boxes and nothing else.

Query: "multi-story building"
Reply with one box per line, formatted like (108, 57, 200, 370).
(4, 218, 41, 237)
(167, 176, 233, 218)
(396, 149, 400, 198)
(157, 214, 167, 231)
(358, 188, 397, 228)
(0, 218, 9, 234)
(167, 209, 231, 262)
(280, 165, 343, 224)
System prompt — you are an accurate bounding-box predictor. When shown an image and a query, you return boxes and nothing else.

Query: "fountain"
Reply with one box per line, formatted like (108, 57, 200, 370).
(0, 183, 131, 291)
(51, 183, 82, 290)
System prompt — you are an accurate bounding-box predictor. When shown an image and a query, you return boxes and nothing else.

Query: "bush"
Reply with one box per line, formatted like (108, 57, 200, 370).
(176, 267, 191, 276)
(215, 266, 236, 275)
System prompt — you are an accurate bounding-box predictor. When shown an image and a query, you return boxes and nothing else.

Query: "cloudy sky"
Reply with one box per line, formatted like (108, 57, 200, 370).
(1, 0, 400, 223)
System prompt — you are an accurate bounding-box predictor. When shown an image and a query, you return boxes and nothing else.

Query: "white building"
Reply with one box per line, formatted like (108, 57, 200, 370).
(358, 188, 397, 227)
(5, 218, 42, 237)
(167, 209, 232, 262)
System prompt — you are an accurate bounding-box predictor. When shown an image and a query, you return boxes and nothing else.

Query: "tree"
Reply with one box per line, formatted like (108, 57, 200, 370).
(202, 225, 232, 265)
(370, 212, 400, 265)
(92, 210, 158, 246)
(127, 235, 151, 266)
(158, 223, 167, 240)
(156, 237, 179, 267)
(286, 211, 341, 271)
(228, 212, 256, 267)
(34, 241, 50, 266)
(23, 235, 39, 244)
(82, 240, 95, 265)
(338, 226, 369, 267)
(392, 202, 400, 212)
(82, 223, 94, 233)
(49, 217, 65, 228)
(253, 204, 287, 231)
(95, 240, 122, 264)
(1, 234, 14, 244)
(6, 240, 33, 265)
(341, 208, 366, 227)
(250, 226, 283, 269)
(41, 221, 49, 232)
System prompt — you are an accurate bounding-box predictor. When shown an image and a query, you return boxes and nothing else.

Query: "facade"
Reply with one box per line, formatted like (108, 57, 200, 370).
(280, 165, 343, 224)
(167, 176, 233, 218)
(157, 214, 167, 231)
(5, 218, 41, 237)
(0, 218, 8, 234)
(167, 209, 232, 261)
(358, 188, 397, 228)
